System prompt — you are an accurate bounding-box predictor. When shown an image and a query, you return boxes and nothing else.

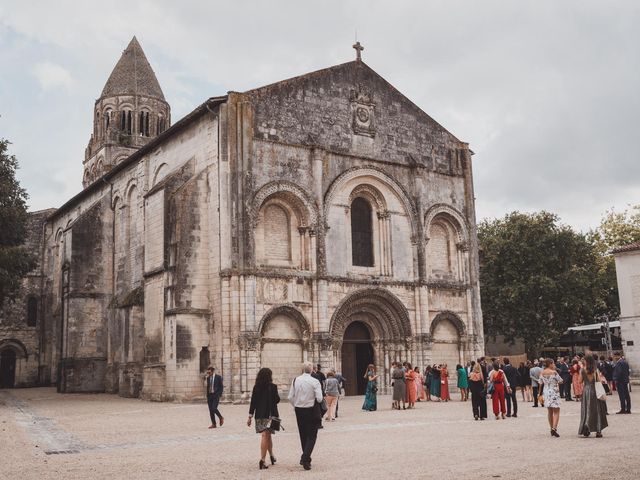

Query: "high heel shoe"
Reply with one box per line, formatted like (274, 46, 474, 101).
(270, 455, 277, 465)
(259, 460, 268, 470)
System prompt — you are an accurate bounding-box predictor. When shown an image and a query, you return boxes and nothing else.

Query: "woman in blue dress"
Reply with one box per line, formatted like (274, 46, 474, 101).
(430, 364, 441, 400)
(362, 364, 378, 411)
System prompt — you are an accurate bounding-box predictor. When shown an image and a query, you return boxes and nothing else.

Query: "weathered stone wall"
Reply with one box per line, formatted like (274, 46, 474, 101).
(0, 209, 54, 387)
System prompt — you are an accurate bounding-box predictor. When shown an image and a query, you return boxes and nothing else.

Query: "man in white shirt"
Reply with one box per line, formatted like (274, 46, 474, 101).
(289, 361, 323, 470)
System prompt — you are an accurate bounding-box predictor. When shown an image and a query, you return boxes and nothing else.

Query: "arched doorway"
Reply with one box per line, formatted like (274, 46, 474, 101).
(341, 321, 374, 396)
(0, 349, 16, 388)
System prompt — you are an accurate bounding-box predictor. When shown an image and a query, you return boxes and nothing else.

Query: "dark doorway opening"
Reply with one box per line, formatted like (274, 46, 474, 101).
(0, 349, 17, 388)
(341, 321, 374, 396)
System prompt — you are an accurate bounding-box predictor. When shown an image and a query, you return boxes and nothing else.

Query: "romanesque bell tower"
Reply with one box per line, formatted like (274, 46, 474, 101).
(83, 37, 171, 187)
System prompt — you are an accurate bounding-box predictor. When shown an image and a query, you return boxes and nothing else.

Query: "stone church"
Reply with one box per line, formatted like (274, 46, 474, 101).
(0, 37, 484, 400)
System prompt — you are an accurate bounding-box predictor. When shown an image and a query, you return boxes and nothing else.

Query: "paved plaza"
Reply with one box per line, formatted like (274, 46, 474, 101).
(1, 387, 639, 479)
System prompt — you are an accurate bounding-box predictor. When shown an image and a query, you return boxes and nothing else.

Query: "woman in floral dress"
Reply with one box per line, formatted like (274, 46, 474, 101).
(539, 358, 564, 437)
(414, 366, 426, 401)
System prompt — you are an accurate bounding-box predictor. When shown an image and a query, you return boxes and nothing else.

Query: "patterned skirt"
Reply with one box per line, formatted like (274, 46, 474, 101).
(255, 418, 275, 434)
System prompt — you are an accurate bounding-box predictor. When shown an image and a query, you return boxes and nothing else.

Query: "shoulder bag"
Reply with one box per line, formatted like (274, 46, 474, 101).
(594, 371, 607, 402)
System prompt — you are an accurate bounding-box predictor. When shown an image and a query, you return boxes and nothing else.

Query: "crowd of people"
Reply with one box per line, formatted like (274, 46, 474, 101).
(202, 351, 632, 471)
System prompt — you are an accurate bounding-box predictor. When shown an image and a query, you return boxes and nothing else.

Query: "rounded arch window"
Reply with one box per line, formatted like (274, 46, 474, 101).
(351, 197, 374, 267)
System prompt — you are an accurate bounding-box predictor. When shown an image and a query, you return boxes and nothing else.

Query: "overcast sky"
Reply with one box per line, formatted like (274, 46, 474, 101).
(1, 0, 638, 232)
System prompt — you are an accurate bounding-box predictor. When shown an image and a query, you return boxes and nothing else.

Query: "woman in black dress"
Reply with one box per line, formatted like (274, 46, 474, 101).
(247, 368, 280, 470)
(517, 361, 531, 402)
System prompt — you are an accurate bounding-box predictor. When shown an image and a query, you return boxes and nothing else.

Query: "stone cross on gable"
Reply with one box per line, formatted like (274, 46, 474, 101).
(353, 41, 364, 61)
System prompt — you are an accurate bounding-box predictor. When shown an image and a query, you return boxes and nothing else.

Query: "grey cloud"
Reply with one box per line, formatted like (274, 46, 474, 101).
(1, 0, 638, 231)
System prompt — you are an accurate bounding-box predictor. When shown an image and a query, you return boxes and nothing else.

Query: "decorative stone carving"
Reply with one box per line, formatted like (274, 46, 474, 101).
(350, 84, 376, 138)
(238, 332, 261, 351)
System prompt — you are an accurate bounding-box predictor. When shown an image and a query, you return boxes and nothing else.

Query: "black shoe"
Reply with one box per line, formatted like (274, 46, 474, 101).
(506, 414, 511, 417)
(551, 428, 560, 437)
(302, 462, 311, 470)
(532, 405, 538, 408)
(616, 410, 626, 414)
(513, 413, 517, 418)
(474, 416, 479, 420)
(626, 411, 632, 414)
(259, 460, 268, 470)
(596, 432, 603, 438)
(270, 455, 276, 465)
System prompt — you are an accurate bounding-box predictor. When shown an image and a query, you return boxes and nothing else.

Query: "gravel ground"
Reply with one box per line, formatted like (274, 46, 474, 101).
(1, 387, 639, 480)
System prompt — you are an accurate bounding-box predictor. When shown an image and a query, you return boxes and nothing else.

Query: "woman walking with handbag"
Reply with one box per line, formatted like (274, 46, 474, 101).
(247, 368, 280, 470)
(578, 355, 608, 437)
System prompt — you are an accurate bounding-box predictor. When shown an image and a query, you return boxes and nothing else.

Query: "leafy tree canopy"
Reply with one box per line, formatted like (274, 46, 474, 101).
(479, 211, 602, 357)
(0, 138, 37, 306)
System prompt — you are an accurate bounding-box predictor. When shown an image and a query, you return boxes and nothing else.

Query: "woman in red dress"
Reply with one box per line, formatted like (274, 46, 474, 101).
(440, 364, 451, 402)
(405, 362, 417, 408)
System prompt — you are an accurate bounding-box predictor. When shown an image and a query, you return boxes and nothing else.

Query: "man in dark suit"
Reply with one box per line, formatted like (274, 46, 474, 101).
(556, 357, 572, 401)
(205, 366, 224, 428)
(613, 352, 631, 414)
(502, 358, 520, 418)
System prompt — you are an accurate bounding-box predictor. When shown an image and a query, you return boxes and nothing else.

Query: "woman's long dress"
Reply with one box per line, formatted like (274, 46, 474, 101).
(405, 370, 417, 404)
(392, 368, 406, 402)
(457, 367, 469, 390)
(571, 365, 584, 398)
(440, 368, 451, 401)
(416, 373, 426, 400)
(578, 370, 608, 435)
(430, 370, 441, 398)
(362, 371, 377, 411)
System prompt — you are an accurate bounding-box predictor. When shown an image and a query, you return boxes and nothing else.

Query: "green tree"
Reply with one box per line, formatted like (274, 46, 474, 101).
(479, 211, 601, 358)
(586, 205, 640, 319)
(590, 205, 640, 253)
(0, 139, 36, 307)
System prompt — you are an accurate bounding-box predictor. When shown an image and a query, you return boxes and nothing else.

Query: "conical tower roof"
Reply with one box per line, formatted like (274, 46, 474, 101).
(100, 36, 165, 100)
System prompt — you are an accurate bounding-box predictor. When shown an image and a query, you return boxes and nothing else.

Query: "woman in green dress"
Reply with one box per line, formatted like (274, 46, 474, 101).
(457, 364, 469, 401)
(362, 364, 378, 411)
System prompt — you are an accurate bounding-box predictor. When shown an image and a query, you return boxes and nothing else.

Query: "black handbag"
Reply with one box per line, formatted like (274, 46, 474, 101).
(267, 384, 284, 431)
(269, 416, 283, 431)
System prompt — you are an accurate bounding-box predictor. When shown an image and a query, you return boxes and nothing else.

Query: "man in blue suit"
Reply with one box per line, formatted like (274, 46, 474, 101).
(613, 352, 631, 414)
(205, 366, 224, 428)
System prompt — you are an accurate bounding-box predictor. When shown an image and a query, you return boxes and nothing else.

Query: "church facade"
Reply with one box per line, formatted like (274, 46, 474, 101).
(0, 38, 484, 400)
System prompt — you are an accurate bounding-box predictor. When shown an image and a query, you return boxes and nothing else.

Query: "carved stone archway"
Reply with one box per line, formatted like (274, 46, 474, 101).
(329, 288, 413, 392)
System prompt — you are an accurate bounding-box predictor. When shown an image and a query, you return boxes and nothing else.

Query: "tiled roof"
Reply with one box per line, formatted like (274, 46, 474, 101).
(100, 36, 165, 100)
(612, 241, 640, 254)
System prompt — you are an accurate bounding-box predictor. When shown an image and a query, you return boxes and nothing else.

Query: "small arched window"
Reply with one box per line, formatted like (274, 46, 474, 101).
(139, 111, 150, 137)
(104, 109, 111, 130)
(351, 197, 374, 267)
(199, 347, 210, 373)
(120, 110, 132, 135)
(27, 296, 38, 327)
(158, 115, 166, 134)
